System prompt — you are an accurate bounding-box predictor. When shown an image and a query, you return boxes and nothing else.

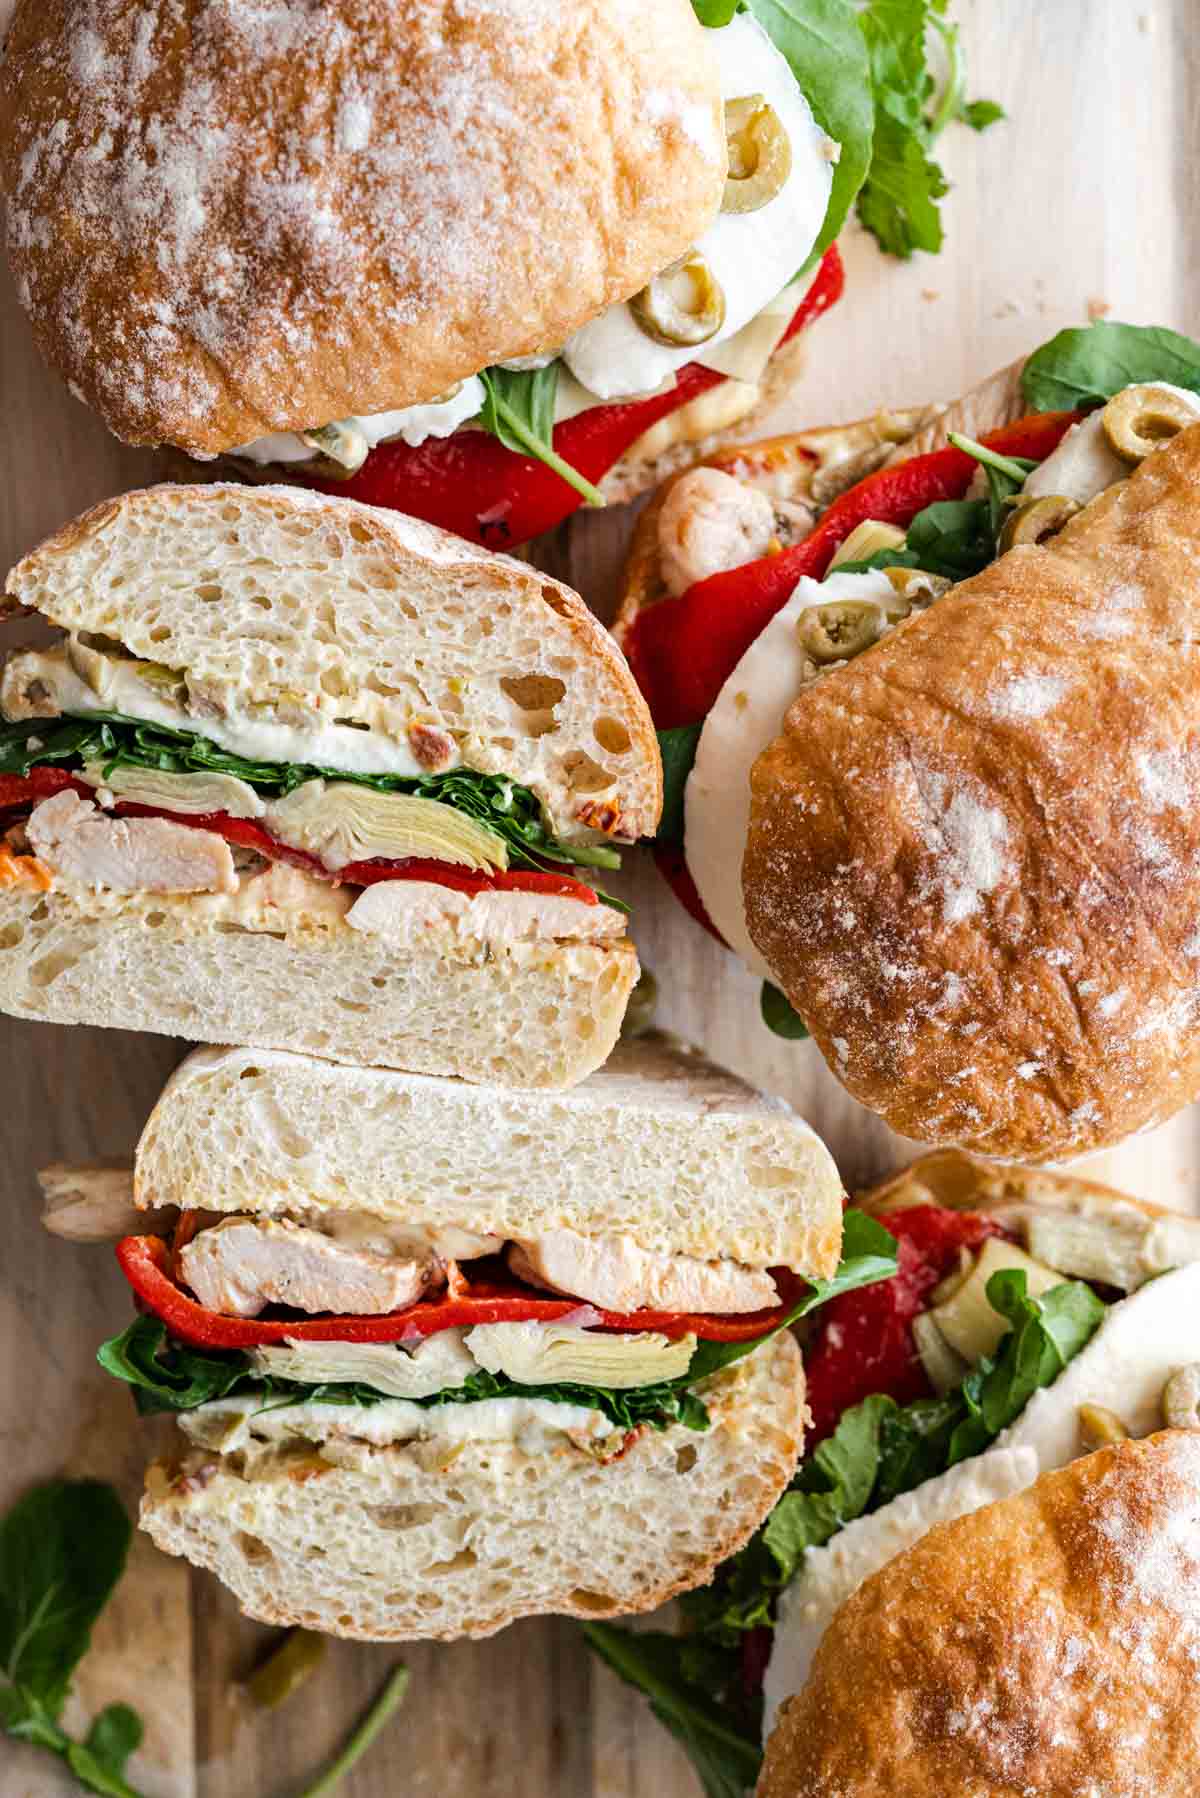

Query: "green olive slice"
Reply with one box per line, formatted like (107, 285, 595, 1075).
(1100, 383, 1200, 465)
(245, 1629, 326, 1709)
(883, 566, 952, 605)
(631, 251, 726, 348)
(1077, 1403, 1130, 1452)
(300, 420, 369, 474)
(998, 494, 1079, 553)
(723, 95, 793, 215)
(797, 599, 885, 665)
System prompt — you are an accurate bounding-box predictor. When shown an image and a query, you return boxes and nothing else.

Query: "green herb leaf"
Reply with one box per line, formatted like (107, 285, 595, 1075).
(584, 1625, 761, 1798)
(1021, 321, 1200, 413)
(762, 1392, 891, 1578)
(97, 1316, 251, 1414)
(0, 714, 620, 878)
(691, 0, 744, 22)
(960, 97, 1005, 131)
(656, 725, 701, 847)
(67, 1705, 144, 1797)
(296, 1664, 409, 1798)
(946, 432, 1036, 534)
(760, 980, 809, 1040)
(0, 1480, 132, 1718)
(745, 0, 874, 264)
(478, 367, 606, 508)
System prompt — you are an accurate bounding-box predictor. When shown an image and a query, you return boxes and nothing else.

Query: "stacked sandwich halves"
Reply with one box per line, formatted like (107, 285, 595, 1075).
(3, 475, 872, 1636)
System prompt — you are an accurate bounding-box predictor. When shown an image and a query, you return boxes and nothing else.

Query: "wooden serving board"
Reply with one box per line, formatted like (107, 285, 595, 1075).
(2, 4, 1198, 1793)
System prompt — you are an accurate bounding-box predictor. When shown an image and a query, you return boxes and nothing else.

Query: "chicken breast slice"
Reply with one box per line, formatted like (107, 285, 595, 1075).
(27, 791, 237, 895)
(178, 1218, 441, 1318)
(508, 1230, 778, 1314)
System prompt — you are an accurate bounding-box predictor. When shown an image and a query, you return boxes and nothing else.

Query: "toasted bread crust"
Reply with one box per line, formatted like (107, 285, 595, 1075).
(759, 1433, 1200, 1798)
(0, 0, 724, 452)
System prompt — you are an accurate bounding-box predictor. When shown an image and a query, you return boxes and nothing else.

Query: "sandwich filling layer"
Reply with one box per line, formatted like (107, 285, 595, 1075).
(0, 634, 629, 936)
(100, 1208, 898, 1468)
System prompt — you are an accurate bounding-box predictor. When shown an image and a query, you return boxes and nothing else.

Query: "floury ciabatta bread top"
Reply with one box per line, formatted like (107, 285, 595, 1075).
(0, 0, 725, 454)
(133, 1036, 846, 1275)
(744, 423, 1200, 1160)
(758, 1432, 1200, 1798)
(3, 482, 662, 843)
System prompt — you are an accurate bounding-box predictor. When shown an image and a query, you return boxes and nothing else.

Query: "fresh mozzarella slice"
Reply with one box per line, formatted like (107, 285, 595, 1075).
(685, 571, 895, 978)
(762, 1445, 1040, 1741)
(762, 1262, 1200, 1735)
(232, 377, 485, 466)
(560, 15, 834, 402)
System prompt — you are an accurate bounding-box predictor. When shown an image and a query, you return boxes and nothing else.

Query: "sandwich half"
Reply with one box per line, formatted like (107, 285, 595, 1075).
(0, 482, 659, 1086)
(616, 319, 1200, 1157)
(69, 1034, 888, 1640)
(587, 1148, 1200, 1793)
(0, 0, 866, 548)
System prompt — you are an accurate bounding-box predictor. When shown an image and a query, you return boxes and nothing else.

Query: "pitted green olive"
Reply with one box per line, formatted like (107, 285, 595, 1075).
(1100, 383, 1200, 465)
(998, 494, 1079, 553)
(631, 251, 726, 348)
(1162, 1363, 1200, 1431)
(301, 420, 369, 475)
(722, 95, 793, 215)
(245, 1629, 326, 1709)
(797, 600, 885, 665)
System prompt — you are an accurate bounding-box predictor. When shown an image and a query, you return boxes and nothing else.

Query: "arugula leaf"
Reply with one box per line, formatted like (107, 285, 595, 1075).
(0, 714, 620, 877)
(477, 367, 606, 508)
(0, 1481, 149, 1796)
(1021, 320, 1200, 413)
(584, 1625, 760, 1798)
(760, 980, 809, 1041)
(854, 1, 1004, 260)
(946, 431, 1036, 534)
(744, 0, 873, 264)
(656, 725, 701, 848)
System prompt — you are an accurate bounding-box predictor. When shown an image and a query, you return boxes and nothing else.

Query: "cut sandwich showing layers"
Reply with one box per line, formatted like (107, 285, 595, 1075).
(66, 1034, 897, 1639)
(586, 1149, 1200, 1795)
(617, 320, 1200, 1157)
(0, 483, 660, 1086)
(0, 0, 996, 547)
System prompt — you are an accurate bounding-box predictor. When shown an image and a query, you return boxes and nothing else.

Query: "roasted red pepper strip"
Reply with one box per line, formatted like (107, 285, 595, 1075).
(116, 1234, 809, 1349)
(305, 248, 845, 549)
(628, 410, 1081, 730)
(0, 776, 599, 902)
(802, 1205, 1012, 1445)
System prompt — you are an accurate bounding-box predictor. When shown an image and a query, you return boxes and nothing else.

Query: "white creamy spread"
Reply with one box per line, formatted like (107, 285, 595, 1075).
(685, 570, 896, 976)
(180, 1391, 615, 1455)
(4, 643, 451, 781)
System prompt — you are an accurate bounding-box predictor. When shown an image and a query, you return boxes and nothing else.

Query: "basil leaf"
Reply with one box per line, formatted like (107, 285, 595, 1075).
(477, 367, 606, 508)
(760, 980, 809, 1040)
(0, 1480, 132, 1718)
(656, 725, 701, 847)
(745, 0, 873, 263)
(1021, 321, 1200, 413)
(960, 98, 1005, 131)
(583, 1625, 761, 1798)
(68, 1705, 144, 1797)
(97, 1316, 251, 1414)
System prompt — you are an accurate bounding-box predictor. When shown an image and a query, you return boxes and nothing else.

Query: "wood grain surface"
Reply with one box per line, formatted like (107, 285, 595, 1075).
(2, 4, 1198, 1795)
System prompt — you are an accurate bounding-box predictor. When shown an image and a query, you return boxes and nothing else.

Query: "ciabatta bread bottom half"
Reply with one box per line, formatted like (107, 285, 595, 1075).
(0, 887, 636, 1089)
(141, 1332, 805, 1641)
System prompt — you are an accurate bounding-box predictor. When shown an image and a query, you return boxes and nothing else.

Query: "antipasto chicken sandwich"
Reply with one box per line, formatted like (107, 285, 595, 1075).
(618, 320, 1200, 1158)
(48, 1033, 893, 1640)
(0, 483, 659, 1086)
(0, 0, 858, 548)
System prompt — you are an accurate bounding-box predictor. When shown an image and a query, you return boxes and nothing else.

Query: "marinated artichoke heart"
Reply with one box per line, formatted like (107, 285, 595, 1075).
(263, 781, 508, 874)
(929, 1238, 1061, 1363)
(68, 633, 186, 702)
(911, 1310, 968, 1396)
(81, 762, 265, 819)
(1023, 1204, 1200, 1293)
(250, 1330, 478, 1400)
(465, 1320, 697, 1389)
